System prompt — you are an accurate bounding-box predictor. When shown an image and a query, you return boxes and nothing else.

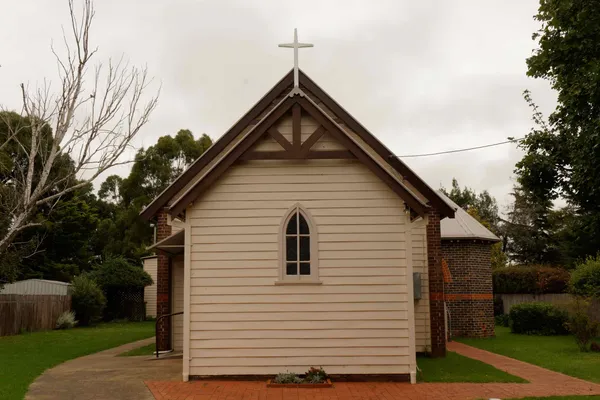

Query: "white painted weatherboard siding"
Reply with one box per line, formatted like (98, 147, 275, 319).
(187, 158, 413, 376)
(143, 257, 158, 318)
(172, 256, 184, 352)
(411, 222, 431, 352)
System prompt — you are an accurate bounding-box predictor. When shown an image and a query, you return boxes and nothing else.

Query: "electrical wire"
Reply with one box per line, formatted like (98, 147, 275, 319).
(393, 137, 524, 158)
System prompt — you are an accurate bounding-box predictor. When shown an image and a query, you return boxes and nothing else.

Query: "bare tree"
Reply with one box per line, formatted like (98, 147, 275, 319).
(0, 0, 159, 255)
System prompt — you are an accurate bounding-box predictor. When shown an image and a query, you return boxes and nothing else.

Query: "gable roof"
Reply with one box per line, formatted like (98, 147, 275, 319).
(140, 70, 455, 220)
(438, 191, 500, 242)
(168, 88, 430, 217)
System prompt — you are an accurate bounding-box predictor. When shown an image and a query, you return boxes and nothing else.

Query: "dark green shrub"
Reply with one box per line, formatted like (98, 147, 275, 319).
(493, 296, 504, 316)
(305, 367, 327, 383)
(493, 267, 536, 294)
(493, 266, 570, 294)
(509, 302, 568, 335)
(71, 275, 106, 326)
(565, 298, 599, 352)
(495, 314, 510, 327)
(570, 256, 600, 299)
(89, 257, 153, 289)
(89, 257, 153, 321)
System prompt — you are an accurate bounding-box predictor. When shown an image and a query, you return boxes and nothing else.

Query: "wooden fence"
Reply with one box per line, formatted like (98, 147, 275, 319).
(498, 293, 600, 323)
(0, 294, 71, 336)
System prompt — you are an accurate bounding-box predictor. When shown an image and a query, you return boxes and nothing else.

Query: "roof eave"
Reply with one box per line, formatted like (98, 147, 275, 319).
(441, 236, 501, 243)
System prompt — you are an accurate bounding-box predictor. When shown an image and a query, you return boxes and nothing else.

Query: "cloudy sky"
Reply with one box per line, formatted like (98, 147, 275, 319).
(0, 0, 556, 210)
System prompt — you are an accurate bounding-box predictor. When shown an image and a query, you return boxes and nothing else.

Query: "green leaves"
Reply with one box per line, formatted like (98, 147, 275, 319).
(517, 0, 600, 264)
(570, 255, 600, 298)
(89, 257, 153, 289)
(95, 130, 213, 263)
(524, 0, 600, 203)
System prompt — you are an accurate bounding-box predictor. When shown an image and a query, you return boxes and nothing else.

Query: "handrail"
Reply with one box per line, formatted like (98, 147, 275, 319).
(155, 311, 184, 358)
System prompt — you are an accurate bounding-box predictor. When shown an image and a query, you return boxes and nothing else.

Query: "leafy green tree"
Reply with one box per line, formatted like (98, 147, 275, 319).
(120, 129, 212, 208)
(17, 185, 100, 281)
(89, 256, 153, 290)
(503, 186, 561, 265)
(0, 111, 79, 283)
(98, 175, 123, 204)
(516, 0, 600, 262)
(95, 130, 212, 262)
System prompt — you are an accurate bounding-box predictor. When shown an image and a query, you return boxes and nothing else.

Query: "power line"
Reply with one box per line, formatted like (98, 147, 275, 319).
(393, 137, 524, 158)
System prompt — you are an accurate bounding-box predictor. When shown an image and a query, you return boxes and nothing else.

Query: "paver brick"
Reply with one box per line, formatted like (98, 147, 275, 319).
(146, 341, 600, 400)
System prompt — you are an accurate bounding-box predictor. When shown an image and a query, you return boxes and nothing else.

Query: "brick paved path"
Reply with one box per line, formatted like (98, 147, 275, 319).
(146, 341, 600, 400)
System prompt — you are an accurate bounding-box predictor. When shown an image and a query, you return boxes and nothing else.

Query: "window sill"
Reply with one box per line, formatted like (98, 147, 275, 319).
(274, 280, 322, 286)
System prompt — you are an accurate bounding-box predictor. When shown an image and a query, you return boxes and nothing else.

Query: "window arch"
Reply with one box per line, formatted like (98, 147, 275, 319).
(279, 205, 319, 282)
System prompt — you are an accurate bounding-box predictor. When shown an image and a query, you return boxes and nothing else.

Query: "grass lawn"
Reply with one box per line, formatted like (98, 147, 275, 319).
(118, 342, 155, 357)
(458, 327, 600, 384)
(417, 351, 526, 383)
(0, 321, 154, 400)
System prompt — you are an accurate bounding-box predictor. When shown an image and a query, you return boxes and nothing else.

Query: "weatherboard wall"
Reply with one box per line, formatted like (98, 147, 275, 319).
(186, 152, 415, 376)
(143, 257, 158, 318)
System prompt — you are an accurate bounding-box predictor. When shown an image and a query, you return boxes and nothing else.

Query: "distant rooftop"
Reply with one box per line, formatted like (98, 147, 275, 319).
(438, 191, 500, 242)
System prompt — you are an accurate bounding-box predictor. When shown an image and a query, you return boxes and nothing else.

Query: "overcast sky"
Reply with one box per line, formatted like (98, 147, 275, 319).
(0, 0, 556, 210)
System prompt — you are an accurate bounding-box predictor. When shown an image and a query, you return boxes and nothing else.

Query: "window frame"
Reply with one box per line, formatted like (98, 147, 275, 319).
(277, 204, 320, 284)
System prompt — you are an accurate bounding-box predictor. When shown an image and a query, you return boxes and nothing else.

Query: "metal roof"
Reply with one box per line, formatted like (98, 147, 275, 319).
(0, 279, 71, 295)
(439, 191, 500, 242)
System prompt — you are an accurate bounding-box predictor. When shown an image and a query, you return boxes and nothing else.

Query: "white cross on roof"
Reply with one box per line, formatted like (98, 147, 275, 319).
(278, 28, 313, 87)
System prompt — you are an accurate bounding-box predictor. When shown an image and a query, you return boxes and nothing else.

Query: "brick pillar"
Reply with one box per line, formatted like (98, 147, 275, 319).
(427, 209, 446, 357)
(156, 208, 172, 351)
(442, 240, 495, 338)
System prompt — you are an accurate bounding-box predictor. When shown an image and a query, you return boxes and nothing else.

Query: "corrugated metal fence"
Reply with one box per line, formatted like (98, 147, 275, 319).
(0, 294, 71, 336)
(0, 279, 71, 295)
(498, 293, 600, 323)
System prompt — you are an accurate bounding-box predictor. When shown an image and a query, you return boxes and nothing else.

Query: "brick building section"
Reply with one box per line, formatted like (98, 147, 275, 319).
(441, 240, 494, 338)
(156, 209, 172, 351)
(426, 210, 446, 357)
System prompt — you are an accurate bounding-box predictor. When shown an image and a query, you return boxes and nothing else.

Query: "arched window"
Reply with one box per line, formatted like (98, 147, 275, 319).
(279, 205, 319, 283)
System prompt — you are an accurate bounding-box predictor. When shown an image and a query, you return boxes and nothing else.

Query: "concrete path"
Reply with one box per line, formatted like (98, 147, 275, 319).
(146, 342, 600, 400)
(26, 337, 181, 400)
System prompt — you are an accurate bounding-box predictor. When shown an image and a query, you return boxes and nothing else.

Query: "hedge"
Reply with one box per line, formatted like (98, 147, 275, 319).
(493, 265, 570, 294)
(509, 302, 569, 335)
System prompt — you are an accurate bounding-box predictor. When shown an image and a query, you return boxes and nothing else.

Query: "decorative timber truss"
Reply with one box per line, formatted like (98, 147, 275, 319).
(240, 103, 355, 161)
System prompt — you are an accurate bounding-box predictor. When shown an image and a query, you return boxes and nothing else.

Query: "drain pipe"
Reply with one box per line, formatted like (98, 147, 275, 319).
(446, 302, 452, 342)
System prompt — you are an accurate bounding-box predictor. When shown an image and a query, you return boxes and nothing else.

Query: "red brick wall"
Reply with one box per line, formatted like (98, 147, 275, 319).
(427, 210, 446, 357)
(441, 240, 494, 338)
(156, 209, 172, 351)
